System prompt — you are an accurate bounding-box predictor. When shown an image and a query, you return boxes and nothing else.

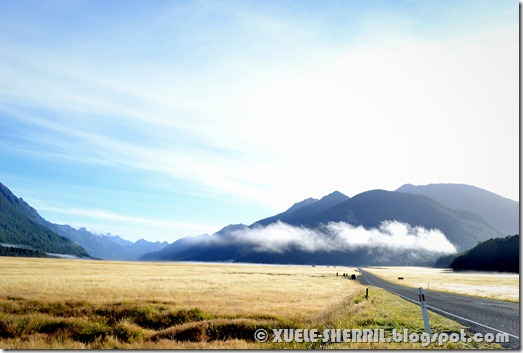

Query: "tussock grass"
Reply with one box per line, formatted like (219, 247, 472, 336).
(150, 318, 278, 342)
(262, 287, 500, 349)
(364, 266, 519, 302)
(333, 287, 501, 349)
(0, 298, 207, 347)
(0, 257, 350, 318)
(0, 258, 502, 349)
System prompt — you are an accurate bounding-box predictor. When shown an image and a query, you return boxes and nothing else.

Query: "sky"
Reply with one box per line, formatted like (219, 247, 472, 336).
(0, 0, 518, 243)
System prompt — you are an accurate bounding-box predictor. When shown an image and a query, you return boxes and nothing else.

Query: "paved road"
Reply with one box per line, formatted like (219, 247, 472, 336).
(358, 269, 520, 349)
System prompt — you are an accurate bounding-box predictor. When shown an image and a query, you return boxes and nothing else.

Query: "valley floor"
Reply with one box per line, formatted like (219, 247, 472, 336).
(0, 257, 503, 349)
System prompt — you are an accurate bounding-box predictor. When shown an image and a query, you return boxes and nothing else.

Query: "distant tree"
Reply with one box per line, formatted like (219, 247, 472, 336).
(451, 234, 519, 273)
(0, 245, 49, 258)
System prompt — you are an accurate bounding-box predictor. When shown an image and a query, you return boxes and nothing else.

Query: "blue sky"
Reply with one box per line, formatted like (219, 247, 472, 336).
(0, 0, 518, 242)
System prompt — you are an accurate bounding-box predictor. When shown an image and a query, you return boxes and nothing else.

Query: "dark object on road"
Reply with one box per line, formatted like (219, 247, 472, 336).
(398, 277, 404, 280)
(351, 274, 357, 280)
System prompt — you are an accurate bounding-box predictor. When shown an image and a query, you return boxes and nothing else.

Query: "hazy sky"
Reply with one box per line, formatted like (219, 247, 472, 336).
(0, 0, 518, 242)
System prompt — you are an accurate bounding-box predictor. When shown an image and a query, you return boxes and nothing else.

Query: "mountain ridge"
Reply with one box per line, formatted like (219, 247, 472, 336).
(142, 185, 510, 264)
(0, 182, 90, 257)
(253, 190, 349, 227)
(2, 180, 516, 265)
(304, 189, 504, 251)
(396, 183, 518, 234)
(0, 182, 168, 260)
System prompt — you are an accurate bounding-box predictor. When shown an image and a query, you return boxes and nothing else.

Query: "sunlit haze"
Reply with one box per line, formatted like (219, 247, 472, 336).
(0, 0, 518, 242)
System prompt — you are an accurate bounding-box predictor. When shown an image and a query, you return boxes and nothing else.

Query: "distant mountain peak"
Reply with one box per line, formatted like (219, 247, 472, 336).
(319, 190, 349, 201)
(285, 191, 349, 214)
(136, 238, 167, 245)
(215, 224, 248, 235)
(397, 183, 415, 190)
(286, 197, 319, 213)
(253, 191, 350, 227)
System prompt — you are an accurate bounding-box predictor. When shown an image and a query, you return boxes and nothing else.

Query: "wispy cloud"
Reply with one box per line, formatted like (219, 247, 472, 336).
(39, 205, 212, 230)
(0, 1, 517, 241)
(218, 220, 457, 254)
(30, 201, 220, 238)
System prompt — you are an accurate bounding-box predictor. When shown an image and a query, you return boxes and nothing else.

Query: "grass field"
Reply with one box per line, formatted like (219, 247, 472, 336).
(0, 257, 502, 349)
(363, 266, 519, 302)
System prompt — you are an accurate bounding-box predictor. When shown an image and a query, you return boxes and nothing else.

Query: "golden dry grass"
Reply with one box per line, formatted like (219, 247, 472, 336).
(364, 266, 519, 302)
(0, 257, 355, 319)
(0, 258, 503, 349)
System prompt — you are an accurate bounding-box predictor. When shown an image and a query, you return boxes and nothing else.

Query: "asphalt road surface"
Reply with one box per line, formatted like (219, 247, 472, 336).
(358, 269, 520, 349)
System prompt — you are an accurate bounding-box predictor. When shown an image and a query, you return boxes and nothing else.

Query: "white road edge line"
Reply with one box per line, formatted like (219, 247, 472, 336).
(359, 271, 519, 340)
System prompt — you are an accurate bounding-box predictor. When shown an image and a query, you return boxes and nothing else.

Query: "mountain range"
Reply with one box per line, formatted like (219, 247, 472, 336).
(255, 188, 504, 250)
(0, 181, 518, 266)
(0, 183, 89, 258)
(141, 184, 516, 266)
(0, 182, 167, 260)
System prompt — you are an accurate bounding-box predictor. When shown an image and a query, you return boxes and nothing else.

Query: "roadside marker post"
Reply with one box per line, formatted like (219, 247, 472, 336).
(418, 287, 431, 335)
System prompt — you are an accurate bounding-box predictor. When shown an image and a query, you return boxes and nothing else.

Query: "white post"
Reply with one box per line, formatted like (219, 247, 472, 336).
(418, 287, 431, 335)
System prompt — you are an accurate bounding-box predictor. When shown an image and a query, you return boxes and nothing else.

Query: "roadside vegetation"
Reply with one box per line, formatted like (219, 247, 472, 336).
(0, 257, 501, 349)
